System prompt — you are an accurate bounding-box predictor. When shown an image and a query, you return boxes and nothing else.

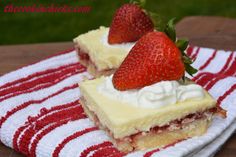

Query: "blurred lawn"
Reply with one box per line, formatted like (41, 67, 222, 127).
(0, 0, 236, 45)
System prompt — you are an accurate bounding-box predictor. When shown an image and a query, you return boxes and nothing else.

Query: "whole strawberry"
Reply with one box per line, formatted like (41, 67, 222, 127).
(108, 3, 154, 44)
(112, 31, 185, 91)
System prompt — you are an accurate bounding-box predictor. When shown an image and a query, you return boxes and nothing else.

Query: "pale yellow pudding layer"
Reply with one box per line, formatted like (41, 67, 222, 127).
(80, 77, 216, 139)
(73, 26, 130, 71)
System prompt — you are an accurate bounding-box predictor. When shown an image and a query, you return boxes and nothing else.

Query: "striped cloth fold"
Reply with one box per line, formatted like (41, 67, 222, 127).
(0, 46, 235, 157)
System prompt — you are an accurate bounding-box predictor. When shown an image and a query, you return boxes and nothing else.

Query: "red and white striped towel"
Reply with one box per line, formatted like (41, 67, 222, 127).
(0, 46, 235, 157)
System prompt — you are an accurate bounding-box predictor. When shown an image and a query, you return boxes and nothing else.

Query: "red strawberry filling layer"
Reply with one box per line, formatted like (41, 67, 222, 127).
(78, 50, 90, 61)
(76, 45, 116, 75)
(115, 108, 216, 143)
(76, 45, 90, 65)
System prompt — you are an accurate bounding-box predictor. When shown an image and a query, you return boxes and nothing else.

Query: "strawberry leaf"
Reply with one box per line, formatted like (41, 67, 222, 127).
(148, 11, 163, 31)
(182, 55, 193, 64)
(130, 0, 146, 8)
(164, 18, 176, 42)
(176, 39, 189, 51)
(163, 18, 198, 80)
(185, 63, 198, 76)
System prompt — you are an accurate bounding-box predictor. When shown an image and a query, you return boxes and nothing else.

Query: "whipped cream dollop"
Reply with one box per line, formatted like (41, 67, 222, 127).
(97, 76, 205, 109)
(100, 30, 135, 51)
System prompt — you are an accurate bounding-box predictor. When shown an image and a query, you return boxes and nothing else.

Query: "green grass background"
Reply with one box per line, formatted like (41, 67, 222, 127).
(0, 0, 236, 45)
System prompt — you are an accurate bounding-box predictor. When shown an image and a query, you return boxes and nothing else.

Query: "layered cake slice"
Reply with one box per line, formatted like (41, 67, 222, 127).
(73, 26, 135, 77)
(79, 18, 226, 152)
(80, 76, 219, 152)
(74, 3, 154, 77)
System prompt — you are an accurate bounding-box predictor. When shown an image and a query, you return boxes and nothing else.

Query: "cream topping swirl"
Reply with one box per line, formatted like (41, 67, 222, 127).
(97, 76, 205, 109)
(100, 30, 135, 51)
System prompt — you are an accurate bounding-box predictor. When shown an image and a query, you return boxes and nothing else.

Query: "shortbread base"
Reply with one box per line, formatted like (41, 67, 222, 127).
(80, 97, 212, 152)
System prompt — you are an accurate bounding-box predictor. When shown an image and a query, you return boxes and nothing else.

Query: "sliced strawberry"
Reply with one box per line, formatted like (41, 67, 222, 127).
(112, 31, 185, 91)
(108, 3, 154, 44)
